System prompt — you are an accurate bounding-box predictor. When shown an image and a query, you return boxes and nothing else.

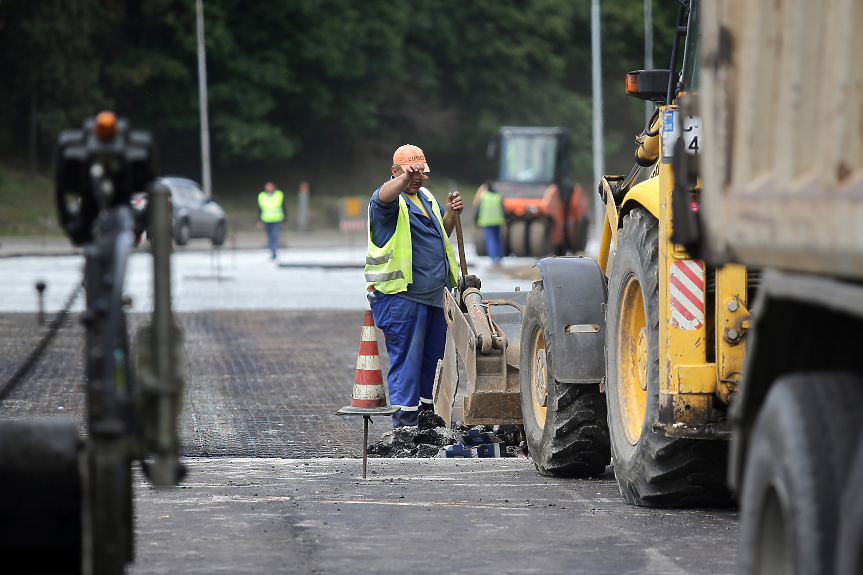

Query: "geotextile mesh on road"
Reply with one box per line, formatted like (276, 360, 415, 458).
(0, 311, 390, 458)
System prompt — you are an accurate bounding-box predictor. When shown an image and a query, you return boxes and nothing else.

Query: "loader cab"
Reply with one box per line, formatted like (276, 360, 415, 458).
(624, 0, 700, 105)
(680, 0, 701, 93)
(620, 0, 703, 250)
(494, 127, 571, 190)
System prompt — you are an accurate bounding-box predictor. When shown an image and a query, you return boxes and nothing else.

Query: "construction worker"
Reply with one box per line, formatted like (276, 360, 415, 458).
(364, 144, 463, 427)
(257, 182, 287, 259)
(473, 181, 506, 266)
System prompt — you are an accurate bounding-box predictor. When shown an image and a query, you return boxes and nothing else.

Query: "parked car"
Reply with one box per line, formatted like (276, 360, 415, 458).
(131, 176, 227, 246)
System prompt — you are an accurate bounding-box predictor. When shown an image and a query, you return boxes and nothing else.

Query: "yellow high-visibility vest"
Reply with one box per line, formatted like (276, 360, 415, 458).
(258, 191, 285, 223)
(364, 188, 458, 294)
(477, 190, 505, 227)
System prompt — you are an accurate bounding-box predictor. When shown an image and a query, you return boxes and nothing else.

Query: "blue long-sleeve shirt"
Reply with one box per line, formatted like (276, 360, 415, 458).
(369, 187, 451, 307)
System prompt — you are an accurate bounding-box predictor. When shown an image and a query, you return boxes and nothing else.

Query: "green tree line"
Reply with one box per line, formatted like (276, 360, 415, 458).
(0, 0, 679, 191)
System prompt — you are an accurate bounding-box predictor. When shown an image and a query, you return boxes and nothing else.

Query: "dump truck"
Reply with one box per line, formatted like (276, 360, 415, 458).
(693, 1, 863, 572)
(474, 126, 591, 258)
(437, 0, 734, 505)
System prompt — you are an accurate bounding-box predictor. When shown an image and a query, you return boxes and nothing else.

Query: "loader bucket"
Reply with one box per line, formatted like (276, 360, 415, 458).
(434, 288, 530, 426)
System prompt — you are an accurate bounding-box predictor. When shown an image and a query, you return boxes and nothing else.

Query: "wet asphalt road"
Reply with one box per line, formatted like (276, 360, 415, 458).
(0, 241, 739, 574)
(129, 459, 738, 575)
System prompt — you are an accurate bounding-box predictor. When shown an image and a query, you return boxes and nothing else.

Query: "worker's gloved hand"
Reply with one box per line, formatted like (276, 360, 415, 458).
(457, 274, 481, 294)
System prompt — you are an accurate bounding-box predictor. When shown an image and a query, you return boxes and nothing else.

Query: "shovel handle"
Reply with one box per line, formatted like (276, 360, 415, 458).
(454, 211, 469, 277)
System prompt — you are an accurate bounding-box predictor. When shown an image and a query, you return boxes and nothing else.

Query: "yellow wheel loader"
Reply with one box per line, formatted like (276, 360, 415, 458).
(436, 0, 740, 506)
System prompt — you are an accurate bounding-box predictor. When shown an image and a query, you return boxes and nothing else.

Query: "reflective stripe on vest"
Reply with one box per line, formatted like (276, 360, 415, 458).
(364, 188, 459, 294)
(258, 191, 284, 223)
(477, 191, 505, 227)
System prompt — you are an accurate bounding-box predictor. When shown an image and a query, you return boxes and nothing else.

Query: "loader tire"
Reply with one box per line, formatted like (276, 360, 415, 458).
(510, 220, 529, 257)
(519, 282, 610, 476)
(606, 208, 731, 507)
(740, 373, 863, 575)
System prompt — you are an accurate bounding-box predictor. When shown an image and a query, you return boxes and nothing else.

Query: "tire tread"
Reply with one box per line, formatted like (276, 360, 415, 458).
(608, 208, 731, 507)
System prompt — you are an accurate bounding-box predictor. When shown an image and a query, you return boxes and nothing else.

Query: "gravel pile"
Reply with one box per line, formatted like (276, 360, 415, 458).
(367, 412, 524, 458)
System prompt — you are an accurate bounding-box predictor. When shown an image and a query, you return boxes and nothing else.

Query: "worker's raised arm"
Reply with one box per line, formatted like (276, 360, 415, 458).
(377, 163, 428, 204)
(442, 191, 464, 236)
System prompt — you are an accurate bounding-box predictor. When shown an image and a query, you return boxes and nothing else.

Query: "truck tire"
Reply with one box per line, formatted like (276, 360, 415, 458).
(606, 208, 730, 507)
(519, 282, 610, 476)
(474, 227, 487, 257)
(510, 220, 529, 257)
(528, 219, 552, 257)
(740, 373, 863, 575)
(837, 440, 863, 575)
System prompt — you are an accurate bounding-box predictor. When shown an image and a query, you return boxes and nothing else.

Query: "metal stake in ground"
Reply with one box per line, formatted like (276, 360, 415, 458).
(363, 416, 370, 478)
(35, 281, 46, 325)
(337, 407, 398, 478)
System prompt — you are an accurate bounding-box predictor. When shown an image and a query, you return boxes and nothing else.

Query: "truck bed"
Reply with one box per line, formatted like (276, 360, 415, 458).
(700, 0, 863, 278)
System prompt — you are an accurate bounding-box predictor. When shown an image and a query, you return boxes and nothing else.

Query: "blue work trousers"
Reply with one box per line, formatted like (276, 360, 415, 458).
(370, 294, 447, 427)
(264, 222, 281, 257)
(483, 225, 504, 264)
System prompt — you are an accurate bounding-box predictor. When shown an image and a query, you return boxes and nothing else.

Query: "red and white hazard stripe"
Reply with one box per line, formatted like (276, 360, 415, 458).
(669, 260, 705, 331)
(352, 310, 387, 407)
(356, 323, 381, 372)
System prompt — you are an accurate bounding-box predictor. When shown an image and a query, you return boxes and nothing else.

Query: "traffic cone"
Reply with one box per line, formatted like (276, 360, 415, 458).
(351, 310, 387, 408)
(336, 310, 400, 479)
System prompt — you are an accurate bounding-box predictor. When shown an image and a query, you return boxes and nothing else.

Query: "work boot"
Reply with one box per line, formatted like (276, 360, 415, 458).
(392, 409, 418, 428)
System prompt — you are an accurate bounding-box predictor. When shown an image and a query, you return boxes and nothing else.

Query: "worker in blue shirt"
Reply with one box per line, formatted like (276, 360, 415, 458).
(364, 144, 463, 427)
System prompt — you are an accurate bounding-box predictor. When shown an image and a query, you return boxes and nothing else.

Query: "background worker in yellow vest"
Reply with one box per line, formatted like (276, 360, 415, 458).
(257, 182, 287, 259)
(473, 181, 506, 266)
(364, 144, 463, 427)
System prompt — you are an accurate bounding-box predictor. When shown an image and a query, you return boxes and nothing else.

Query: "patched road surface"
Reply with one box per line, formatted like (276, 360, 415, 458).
(0, 240, 738, 574)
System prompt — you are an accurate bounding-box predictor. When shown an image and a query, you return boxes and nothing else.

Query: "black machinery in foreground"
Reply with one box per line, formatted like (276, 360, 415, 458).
(0, 112, 186, 575)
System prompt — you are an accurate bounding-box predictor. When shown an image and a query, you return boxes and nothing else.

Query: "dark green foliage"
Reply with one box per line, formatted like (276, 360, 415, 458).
(0, 0, 679, 185)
